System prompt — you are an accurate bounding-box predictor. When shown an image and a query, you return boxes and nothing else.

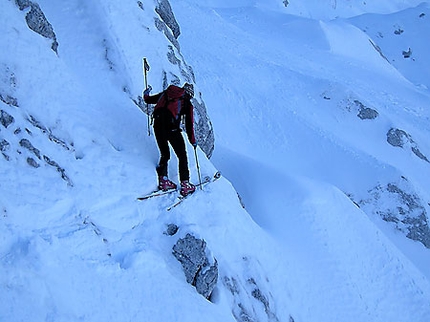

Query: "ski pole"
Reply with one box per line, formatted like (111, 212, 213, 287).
(194, 146, 202, 189)
(143, 57, 151, 136)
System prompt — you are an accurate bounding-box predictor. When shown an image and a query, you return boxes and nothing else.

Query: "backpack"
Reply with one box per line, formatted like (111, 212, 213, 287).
(154, 85, 186, 121)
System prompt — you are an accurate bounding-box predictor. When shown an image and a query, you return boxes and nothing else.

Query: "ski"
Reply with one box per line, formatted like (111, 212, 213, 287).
(167, 171, 221, 211)
(136, 172, 217, 201)
(137, 187, 177, 201)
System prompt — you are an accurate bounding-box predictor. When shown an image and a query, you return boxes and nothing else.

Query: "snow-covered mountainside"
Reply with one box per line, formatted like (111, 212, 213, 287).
(286, 0, 427, 19)
(1, 0, 430, 321)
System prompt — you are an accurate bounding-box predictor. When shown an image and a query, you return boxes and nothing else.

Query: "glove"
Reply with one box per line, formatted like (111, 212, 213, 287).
(143, 85, 152, 96)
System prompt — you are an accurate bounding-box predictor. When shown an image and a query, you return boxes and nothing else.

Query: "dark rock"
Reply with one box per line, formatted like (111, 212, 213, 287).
(15, 1, 58, 53)
(172, 233, 218, 299)
(27, 157, 39, 168)
(223, 276, 240, 295)
(356, 178, 430, 248)
(193, 96, 215, 158)
(387, 128, 408, 147)
(154, 17, 179, 50)
(25, 3, 55, 39)
(387, 128, 429, 162)
(357, 107, 379, 120)
(155, 0, 180, 39)
(411, 146, 428, 162)
(43, 155, 73, 186)
(0, 94, 19, 107)
(402, 48, 412, 58)
(354, 100, 379, 120)
(0, 139, 10, 152)
(195, 259, 218, 299)
(0, 110, 14, 128)
(223, 257, 281, 322)
(15, 0, 31, 10)
(27, 114, 72, 151)
(0, 138, 10, 160)
(164, 223, 179, 236)
(19, 138, 41, 159)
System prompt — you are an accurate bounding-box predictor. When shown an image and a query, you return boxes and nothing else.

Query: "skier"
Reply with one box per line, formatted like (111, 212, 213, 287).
(143, 82, 197, 196)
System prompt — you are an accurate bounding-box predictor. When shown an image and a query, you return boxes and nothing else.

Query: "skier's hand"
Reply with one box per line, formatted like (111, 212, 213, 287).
(143, 85, 152, 96)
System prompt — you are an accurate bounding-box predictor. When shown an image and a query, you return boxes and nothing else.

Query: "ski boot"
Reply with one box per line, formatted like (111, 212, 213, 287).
(180, 180, 196, 197)
(158, 176, 177, 191)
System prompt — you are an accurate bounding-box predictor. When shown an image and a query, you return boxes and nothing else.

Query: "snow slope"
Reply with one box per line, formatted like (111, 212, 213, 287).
(286, 0, 428, 19)
(173, 0, 430, 319)
(1, 0, 430, 321)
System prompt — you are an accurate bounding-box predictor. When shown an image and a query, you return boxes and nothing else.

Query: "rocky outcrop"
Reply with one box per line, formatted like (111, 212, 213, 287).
(172, 233, 218, 299)
(0, 110, 14, 128)
(329, 95, 379, 121)
(1, 110, 74, 185)
(0, 65, 73, 185)
(192, 96, 215, 158)
(15, 0, 58, 54)
(155, 0, 180, 39)
(354, 100, 379, 120)
(223, 257, 284, 322)
(387, 128, 429, 162)
(0, 94, 18, 108)
(125, 0, 216, 158)
(353, 177, 430, 248)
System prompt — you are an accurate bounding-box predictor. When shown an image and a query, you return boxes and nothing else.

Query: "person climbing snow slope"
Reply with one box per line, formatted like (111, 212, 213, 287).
(144, 82, 197, 196)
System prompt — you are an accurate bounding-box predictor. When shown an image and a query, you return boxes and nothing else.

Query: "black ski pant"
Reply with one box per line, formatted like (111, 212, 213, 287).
(154, 125, 190, 183)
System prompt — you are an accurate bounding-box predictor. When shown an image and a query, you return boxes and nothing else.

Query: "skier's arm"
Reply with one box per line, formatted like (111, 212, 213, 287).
(144, 91, 162, 105)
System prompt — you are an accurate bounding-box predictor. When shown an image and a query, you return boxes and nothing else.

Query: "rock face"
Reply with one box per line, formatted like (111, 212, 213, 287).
(192, 96, 215, 158)
(155, 0, 180, 39)
(153, 0, 215, 158)
(172, 233, 218, 299)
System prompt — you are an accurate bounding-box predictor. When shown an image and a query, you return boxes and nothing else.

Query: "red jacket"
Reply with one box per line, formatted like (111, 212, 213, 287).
(144, 85, 196, 145)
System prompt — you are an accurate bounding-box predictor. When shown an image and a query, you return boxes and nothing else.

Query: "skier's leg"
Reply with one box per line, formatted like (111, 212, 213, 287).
(154, 126, 170, 178)
(169, 130, 189, 182)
